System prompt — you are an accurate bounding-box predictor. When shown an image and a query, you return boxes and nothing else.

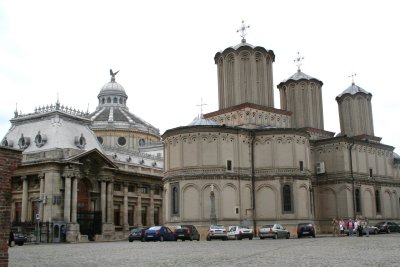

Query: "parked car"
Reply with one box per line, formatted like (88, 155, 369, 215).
(206, 225, 228, 241)
(142, 226, 176, 242)
(375, 222, 400, 233)
(227, 226, 253, 240)
(297, 223, 316, 238)
(259, 224, 290, 239)
(13, 232, 28, 246)
(128, 227, 148, 242)
(174, 225, 200, 241)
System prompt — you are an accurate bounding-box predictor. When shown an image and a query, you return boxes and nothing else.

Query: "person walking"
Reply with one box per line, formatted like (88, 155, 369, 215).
(364, 217, 369, 237)
(339, 218, 345, 236)
(332, 217, 338, 237)
(347, 218, 354, 236)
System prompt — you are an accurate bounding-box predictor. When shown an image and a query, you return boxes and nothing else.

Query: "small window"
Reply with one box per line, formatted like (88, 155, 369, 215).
(107, 97, 111, 103)
(118, 137, 126, 146)
(355, 188, 361, 213)
(113, 97, 117, 103)
(139, 138, 145, 146)
(369, 168, 373, 178)
(283, 184, 292, 212)
(128, 185, 135, 192)
(97, 136, 103, 144)
(102, 98, 105, 104)
(235, 206, 239, 214)
(299, 161, 304, 171)
(114, 183, 121, 191)
(227, 160, 232, 171)
(140, 186, 148, 194)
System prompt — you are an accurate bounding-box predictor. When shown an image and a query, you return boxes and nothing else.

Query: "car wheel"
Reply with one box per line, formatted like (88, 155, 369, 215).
(387, 228, 391, 234)
(235, 235, 239, 240)
(286, 233, 290, 239)
(249, 237, 253, 240)
(312, 234, 316, 238)
(297, 234, 301, 238)
(223, 237, 228, 241)
(273, 233, 278, 240)
(160, 236, 164, 242)
(374, 229, 378, 235)
(190, 236, 193, 241)
(260, 237, 264, 240)
(206, 236, 211, 241)
(129, 239, 133, 242)
(141, 238, 145, 242)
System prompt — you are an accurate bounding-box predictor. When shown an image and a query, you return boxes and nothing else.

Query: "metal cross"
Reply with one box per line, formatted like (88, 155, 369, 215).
(196, 98, 207, 116)
(237, 20, 250, 42)
(294, 52, 304, 72)
(349, 73, 357, 85)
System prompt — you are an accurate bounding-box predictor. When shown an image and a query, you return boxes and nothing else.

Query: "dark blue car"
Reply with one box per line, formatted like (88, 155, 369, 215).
(142, 226, 176, 242)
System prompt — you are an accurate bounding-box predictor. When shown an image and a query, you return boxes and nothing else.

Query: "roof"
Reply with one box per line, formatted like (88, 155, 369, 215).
(188, 115, 219, 126)
(278, 70, 322, 87)
(2, 110, 103, 153)
(98, 81, 127, 98)
(89, 107, 160, 135)
(336, 83, 371, 98)
(214, 41, 275, 63)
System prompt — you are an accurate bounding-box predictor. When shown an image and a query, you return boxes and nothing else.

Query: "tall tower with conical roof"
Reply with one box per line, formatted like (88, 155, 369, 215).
(214, 21, 275, 109)
(335, 78, 374, 138)
(277, 53, 324, 130)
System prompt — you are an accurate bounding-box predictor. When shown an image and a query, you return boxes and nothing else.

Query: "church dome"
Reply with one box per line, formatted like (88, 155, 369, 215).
(278, 70, 322, 87)
(336, 83, 371, 99)
(188, 115, 218, 126)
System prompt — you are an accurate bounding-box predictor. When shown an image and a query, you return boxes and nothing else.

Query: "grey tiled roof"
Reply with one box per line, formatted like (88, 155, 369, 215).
(336, 84, 371, 98)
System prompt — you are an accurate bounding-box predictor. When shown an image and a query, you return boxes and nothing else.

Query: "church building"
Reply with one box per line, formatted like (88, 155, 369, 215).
(162, 22, 400, 234)
(1, 71, 164, 242)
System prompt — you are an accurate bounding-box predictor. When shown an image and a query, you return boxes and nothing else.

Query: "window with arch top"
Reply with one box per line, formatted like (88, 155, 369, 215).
(282, 184, 293, 213)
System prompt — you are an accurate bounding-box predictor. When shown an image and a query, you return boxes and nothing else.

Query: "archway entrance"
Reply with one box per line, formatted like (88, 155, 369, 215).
(76, 179, 101, 240)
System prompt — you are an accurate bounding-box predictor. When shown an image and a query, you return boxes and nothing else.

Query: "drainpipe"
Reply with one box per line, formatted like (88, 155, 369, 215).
(349, 138, 356, 218)
(250, 131, 257, 235)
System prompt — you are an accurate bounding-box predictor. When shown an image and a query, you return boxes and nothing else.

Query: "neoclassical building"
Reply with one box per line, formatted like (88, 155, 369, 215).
(162, 28, 400, 234)
(1, 71, 164, 242)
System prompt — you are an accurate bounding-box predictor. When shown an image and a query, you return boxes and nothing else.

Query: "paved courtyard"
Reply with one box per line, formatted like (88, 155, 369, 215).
(9, 234, 400, 267)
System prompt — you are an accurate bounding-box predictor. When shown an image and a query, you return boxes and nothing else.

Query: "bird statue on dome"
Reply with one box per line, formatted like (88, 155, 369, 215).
(110, 69, 119, 82)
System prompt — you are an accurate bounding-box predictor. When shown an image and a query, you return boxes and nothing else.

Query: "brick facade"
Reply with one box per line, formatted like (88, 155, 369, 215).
(0, 147, 22, 267)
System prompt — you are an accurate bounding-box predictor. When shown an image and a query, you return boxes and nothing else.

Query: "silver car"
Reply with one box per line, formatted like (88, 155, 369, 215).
(259, 224, 290, 239)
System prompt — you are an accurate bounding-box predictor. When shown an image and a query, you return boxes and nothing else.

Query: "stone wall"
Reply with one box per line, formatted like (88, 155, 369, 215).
(0, 147, 22, 267)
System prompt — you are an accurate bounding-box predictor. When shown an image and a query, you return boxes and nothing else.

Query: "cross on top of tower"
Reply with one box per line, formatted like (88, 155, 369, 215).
(294, 51, 304, 72)
(196, 98, 207, 116)
(349, 73, 357, 85)
(237, 20, 250, 43)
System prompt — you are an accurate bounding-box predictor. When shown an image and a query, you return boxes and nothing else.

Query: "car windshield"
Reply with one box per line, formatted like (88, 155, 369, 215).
(130, 229, 139, 233)
(148, 226, 161, 231)
(262, 225, 274, 228)
(211, 225, 224, 229)
(299, 223, 312, 227)
(240, 226, 249, 229)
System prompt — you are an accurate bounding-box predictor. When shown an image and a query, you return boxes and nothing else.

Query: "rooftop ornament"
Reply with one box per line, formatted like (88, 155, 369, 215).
(236, 20, 250, 43)
(294, 51, 304, 72)
(110, 69, 119, 82)
(349, 73, 357, 85)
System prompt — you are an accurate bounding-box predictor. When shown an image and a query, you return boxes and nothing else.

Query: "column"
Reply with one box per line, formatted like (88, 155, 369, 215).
(136, 194, 142, 227)
(123, 185, 128, 228)
(39, 174, 45, 221)
(149, 187, 155, 226)
(21, 176, 28, 223)
(101, 181, 106, 223)
(71, 177, 78, 223)
(64, 176, 71, 223)
(106, 181, 113, 223)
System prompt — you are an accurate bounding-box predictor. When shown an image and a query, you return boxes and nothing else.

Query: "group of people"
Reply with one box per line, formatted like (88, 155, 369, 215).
(332, 216, 369, 237)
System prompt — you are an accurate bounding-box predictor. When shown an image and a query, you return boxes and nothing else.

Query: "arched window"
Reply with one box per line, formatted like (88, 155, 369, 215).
(107, 97, 111, 103)
(119, 98, 122, 104)
(355, 188, 361, 213)
(102, 98, 105, 104)
(113, 97, 117, 103)
(283, 184, 292, 212)
(375, 190, 381, 214)
(172, 186, 179, 215)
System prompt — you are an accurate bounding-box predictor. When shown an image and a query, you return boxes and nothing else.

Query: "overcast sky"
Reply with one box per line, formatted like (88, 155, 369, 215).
(1, 0, 399, 153)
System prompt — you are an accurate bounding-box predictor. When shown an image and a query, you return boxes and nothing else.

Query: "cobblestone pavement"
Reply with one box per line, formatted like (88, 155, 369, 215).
(9, 234, 400, 267)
